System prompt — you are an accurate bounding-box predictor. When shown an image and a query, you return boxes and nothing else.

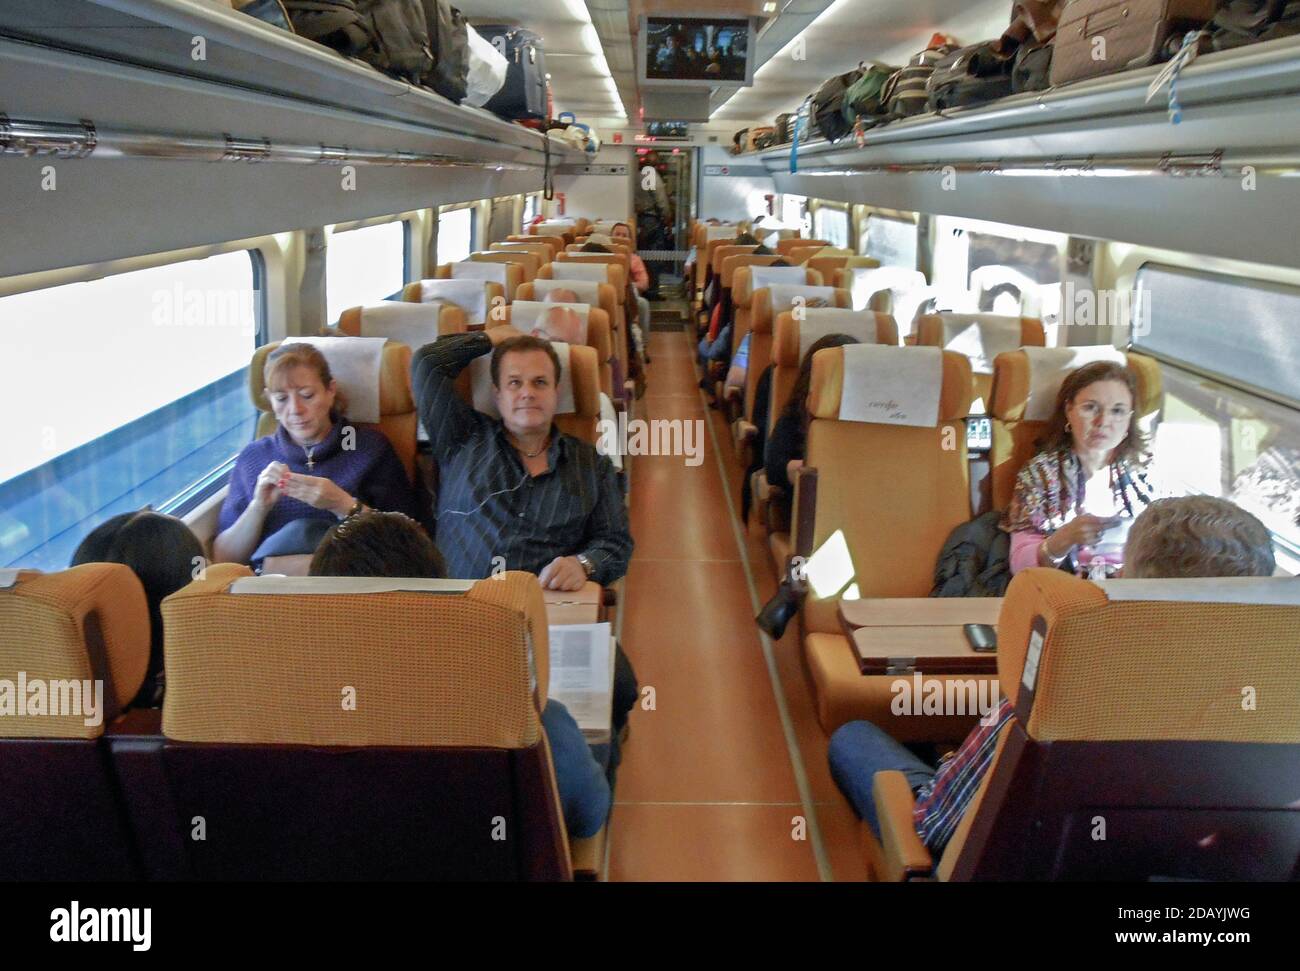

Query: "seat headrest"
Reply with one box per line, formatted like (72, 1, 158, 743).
(548, 261, 613, 283)
(916, 313, 1045, 376)
(474, 251, 540, 274)
(162, 564, 550, 745)
(469, 340, 599, 419)
(231, 576, 477, 595)
(762, 284, 838, 314)
(721, 253, 779, 287)
(530, 278, 602, 307)
(340, 303, 459, 354)
(251, 335, 395, 424)
(713, 244, 758, 274)
(706, 225, 738, 241)
(751, 264, 815, 291)
(451, 260, 508, 284)
(846, 266, 928, 312)
(809, 345, 972, 425)
(492, 241, 552, 262)
(407, 279, 490, 324)
(996, 569, 1300, 742)
(507, 300, 590, 343)
(775, 309, 899, 366)
(0, 564, 150, 738)
(990, 345, 1130, 421)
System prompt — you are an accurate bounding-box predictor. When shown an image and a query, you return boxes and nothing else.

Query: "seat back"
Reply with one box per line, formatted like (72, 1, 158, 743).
(115, 565, 571, 880)
(769, 310, 899, 434)
(471, 250, 540, 283)
(493, 240, 553, 265)
(796, 346, 973, 633)
(402, 278, 502, 326)
(462, 335, 602, 444)
(0, 564, 149, 878)
(915, 313, 1046, 413)
(746, 285, 850, 420)
(250, 336, 417, 483)
(941, 569, 1300, 881)
(543, 258, 626, 293)
(438, 260, 524, 304)
(498, 291, 615, 400)
(712, 243, 757, 278)
(837, 266, 929, 322)
(341, 300, 466, 341)
(510, 234, 564, 256)
(987, 347, 1162, 511)
(777, 237, 828, 256)
(803, 251, 876, 285)
(529, 221, 576, 244)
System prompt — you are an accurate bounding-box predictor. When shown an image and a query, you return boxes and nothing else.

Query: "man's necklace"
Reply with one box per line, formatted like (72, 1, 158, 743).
(515, 434, 549, 459)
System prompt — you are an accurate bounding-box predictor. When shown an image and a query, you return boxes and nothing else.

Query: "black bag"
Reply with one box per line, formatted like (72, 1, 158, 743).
(285, 0, 433, 82)
(1212, 0, 1300, 48)
(282, 0, 373, 54)
(478, 25, 549, 121)
(420, 1, 469, 103)
(886, 44, 957, 118)
(812, 67, 865, 143)
(1012, 41, 1054, 92)
(927, 41, 1016, 112)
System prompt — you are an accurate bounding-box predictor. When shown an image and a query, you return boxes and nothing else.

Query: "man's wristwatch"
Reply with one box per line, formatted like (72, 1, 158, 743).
(575, 553, 596, 579)
(341, 497, 365, 520)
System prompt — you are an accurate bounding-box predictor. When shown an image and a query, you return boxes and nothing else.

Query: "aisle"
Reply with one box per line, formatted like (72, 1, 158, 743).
(606, 328, 868, 881)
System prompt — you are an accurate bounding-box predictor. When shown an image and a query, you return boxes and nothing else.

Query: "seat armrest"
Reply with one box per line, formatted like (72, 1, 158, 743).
(872, 771, 934, 881)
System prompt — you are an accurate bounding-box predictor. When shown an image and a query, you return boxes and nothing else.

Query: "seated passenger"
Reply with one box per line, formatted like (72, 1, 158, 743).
(828, 495, 1276, 857)
(70, 510, 205, 708)
(411, 328, 637, 738)
(1002, 360, 1159, 578)
(534, 290, 586, 345)
(758, 333, 861, 516)
(213, 342, 420, 566)
(308, 509, 611, 839)
(610, 222, 650, 361)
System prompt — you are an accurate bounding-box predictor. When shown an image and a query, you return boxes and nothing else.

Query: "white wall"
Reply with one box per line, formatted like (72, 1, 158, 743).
(550, 146, 634, 223)
(697, 144, 776, 224)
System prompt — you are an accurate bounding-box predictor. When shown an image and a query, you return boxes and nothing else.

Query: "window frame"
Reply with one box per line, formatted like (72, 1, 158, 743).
(436, 203, 478, 265)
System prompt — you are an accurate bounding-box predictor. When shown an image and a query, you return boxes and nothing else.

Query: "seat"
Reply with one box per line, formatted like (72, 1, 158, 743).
(339, 300, 466, 341)
(108, 565, 574, 880)
(987, 346, 1162, 512)
(492, 240, 553, 265)
(802, 250, 877, 287)
(0, 564, 150, 879)
(915, 313, 1046, 414)
(697, 231, 739, 301)
(545, 259, 630, 398)
(528, 221, 576, 244)
(402, 278, 503, 328)
(868, 569, 1300, 881)
(249, 336, 418, 484)
(741, 284, 849, 425)
(510, 233, 564, 256)
(836, 266, 929, 325)
(732, 263, 824, 380)
(777, 237, 828, 257)
(471, 249, 541, 284)
(794, 344, 976, 737)
(493, 292, 616, 402)
(437, 260, 524, 304)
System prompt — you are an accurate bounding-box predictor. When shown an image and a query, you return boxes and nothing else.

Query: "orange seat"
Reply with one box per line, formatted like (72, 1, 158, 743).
(436, 260, 524, 304)
(915, 313, 1047, 413)
(470, 250, 541, 283)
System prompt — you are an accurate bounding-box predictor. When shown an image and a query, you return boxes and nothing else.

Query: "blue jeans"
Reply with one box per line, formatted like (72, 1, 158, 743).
(542, 700, 612, 839)
(827, 721, 936, 839)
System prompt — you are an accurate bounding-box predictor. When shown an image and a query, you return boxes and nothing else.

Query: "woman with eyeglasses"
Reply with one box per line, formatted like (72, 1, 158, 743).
(1002, 360, 1159, 577)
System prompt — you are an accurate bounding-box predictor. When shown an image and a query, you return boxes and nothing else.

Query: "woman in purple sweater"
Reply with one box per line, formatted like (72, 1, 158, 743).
(213, 343, 420, 565)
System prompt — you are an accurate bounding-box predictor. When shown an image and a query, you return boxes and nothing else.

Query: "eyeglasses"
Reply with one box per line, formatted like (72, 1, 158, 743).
(1075, 401, 1133, 422)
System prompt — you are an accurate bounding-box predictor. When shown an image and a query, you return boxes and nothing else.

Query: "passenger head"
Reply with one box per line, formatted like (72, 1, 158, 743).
(533, 304, 585, 345)
(70, 511, 204, 681)
(491, 334, 563, 437)
(542, 287, 580, 304)
(264, 342, 343, 446)
(734, 232, 759, 246)
(782, 333, 862, 423)
(580, 242, 611, 254)
(309, 510, 446, 578)
(611, 222, 633, 241)
(1124, 496, 1275, 579)
(752, 244, 774, 256)
(1040, 360, 1146, 465)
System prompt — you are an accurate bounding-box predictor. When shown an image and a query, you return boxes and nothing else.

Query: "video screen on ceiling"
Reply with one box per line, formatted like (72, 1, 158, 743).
(644, 17, 749, 83)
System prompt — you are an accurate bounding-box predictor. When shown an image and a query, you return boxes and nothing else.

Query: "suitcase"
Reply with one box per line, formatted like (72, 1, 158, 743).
(478, 25, 549, 121)
(927, 41, 1017, 112)
(886, 44, 958, 118)
(1049, 0, 1218, 87)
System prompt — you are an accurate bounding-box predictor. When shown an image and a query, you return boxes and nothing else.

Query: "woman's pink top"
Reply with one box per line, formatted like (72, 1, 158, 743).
(629, 253, 649, 293)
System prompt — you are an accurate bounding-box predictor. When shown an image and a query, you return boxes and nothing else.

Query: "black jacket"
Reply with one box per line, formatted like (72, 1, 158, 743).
(932, 510, 1011, 598)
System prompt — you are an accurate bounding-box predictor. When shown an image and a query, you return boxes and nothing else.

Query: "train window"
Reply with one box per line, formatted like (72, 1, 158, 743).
(437, 207, 475, 265)
(521, 194, 540, 228)
(0, 251, 263, 570)
(814, 207, 849, 249)
(781, 194, 808, 234)
(863, 214, 917, 270)
(325, 221, 407, 322)
(934, 217, 1063, 316)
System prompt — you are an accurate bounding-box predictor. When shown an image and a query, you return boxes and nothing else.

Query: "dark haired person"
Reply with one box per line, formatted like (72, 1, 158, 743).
(411, 327, 637, 740)
(828, 495, 1276, 858)
(309, 509, 611, 839)
(1002, 360, 1159, 577)
(70, 510, 204, 707)
(214, 342, 419, 565)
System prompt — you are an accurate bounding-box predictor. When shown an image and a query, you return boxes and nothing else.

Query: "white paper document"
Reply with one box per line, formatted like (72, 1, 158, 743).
(547, 622, 615, 743)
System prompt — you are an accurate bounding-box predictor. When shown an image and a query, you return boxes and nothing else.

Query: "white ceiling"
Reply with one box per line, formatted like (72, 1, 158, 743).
(456, 0, 1015, 127)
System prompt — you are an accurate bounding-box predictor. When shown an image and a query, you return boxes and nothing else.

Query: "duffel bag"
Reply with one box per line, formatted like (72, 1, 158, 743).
(927, 40, 1017, 112)
(356, 0, 435, 82)
(842, 62, 899, 130)
(282, 0, 373, 54)
(887, 40, 959, 118)
(812, 67, 865, 142)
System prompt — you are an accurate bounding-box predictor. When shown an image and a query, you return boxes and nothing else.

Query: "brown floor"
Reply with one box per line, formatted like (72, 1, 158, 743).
(607, 328, 869, 882)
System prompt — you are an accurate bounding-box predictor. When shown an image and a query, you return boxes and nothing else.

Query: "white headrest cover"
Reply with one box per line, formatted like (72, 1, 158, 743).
(585, 233, 614, 246)
(533, 278, 602, 307)
(937, 314, 1025, 376)
(1095, 576, 1300, 606)
(289, 334, 385, 424)
(837, 344, 943, 427)
(451, 261, 508, 284)
(471, 340, 576, 418)
(850, 266, 927, 312)
(706, 225, 737, 240)
(552, 262, 612, 282)
(355, 303, 444, 355)
(231, 577, 476, 595)
(797, 309, 885, 361)
(509, 300, 590, 343)
(767, 284, 836, 315)
(751, 265, 811, 291)
(1024, 345, 1127, 421)
(416, 279, 489, 324)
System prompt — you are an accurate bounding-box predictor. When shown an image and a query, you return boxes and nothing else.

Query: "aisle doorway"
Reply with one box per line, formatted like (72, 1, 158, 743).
(633, 147, 693, 299)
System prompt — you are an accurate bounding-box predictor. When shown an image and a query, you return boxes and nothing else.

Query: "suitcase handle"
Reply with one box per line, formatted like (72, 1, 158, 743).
(557, 111, 576, 124)
(1083, 5, 1130, 37)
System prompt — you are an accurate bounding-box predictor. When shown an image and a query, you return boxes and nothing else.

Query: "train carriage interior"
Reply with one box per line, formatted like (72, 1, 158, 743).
(2, 0, 1300, 905)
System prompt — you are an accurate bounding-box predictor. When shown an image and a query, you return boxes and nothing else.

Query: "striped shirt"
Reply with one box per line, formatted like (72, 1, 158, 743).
(913, 698, 1015, 853)
(411, 333, 632, 585)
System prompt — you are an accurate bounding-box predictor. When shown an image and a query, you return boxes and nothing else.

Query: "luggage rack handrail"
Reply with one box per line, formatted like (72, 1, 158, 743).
(788, 150, 1300, 179)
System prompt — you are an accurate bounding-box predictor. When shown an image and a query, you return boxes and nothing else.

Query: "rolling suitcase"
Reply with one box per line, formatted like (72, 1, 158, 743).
(1049, 0, 1218, 87)
(477, 25, 549, 121)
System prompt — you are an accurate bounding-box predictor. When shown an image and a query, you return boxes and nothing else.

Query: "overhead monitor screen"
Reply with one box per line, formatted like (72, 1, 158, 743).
(642, 17, 752, 85)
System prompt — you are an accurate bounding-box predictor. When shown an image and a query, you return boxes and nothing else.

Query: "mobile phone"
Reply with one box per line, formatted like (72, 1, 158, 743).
(964, 623, 998, 653)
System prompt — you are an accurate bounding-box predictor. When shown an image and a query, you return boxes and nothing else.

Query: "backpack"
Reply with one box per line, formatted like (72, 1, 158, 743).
(285, 0, 434, 82)
(841, 63, 898, 129)
(812, 67, 865, 143)
(282, 0, 372, 54)
(419, 0, 469, 103)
